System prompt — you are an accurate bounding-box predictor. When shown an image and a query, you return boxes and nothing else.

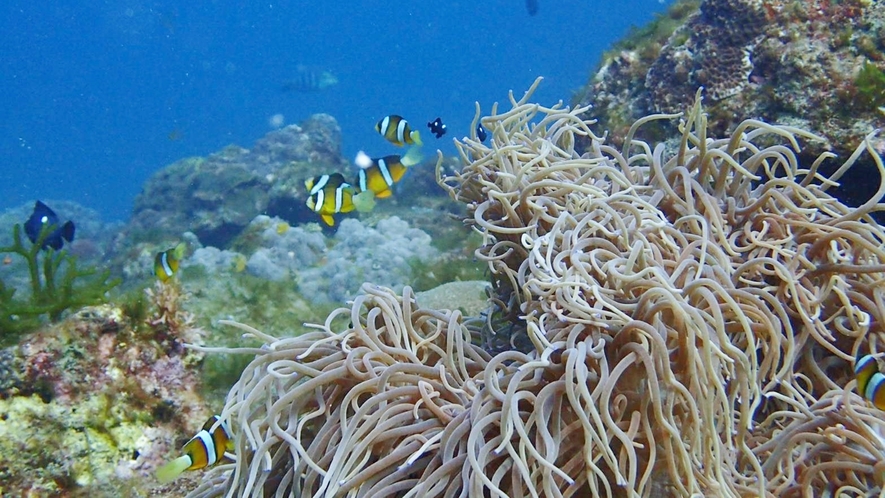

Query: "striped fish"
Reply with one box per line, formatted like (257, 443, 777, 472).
(375, 115, 423, 147)
(356, 147, 423, 199)
(281, 66, 338, 92)
(154, 243, 186, 282)
(855, 354, 885, 409)
(155, 415, 233, 484)
(305, 173, 357, 226)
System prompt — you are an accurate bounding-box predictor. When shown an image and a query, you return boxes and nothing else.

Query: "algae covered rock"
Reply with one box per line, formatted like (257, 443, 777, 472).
(126, 114, 348, 249)
(575, 0, 885, 212)
(415, 280, 490, 318)
(0, 300, 212, 496)
(576, 0, 885, 162)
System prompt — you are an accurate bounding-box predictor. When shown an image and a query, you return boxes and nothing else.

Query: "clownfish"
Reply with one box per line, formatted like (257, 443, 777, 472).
(356, 147, 423, 199)
(155, 415, 233, 484)
(305, 173, 374, 226)
(375, 115, 423, 147)
(855, 354, 885, 409)
(154, 243, 187, 282)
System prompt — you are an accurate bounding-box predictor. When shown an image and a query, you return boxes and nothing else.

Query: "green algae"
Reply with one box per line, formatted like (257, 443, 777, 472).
(608, 0, 699, 55)
(856, 61, 885, 108)
(0, 223, 120, 343)
(407, 254, 487, 292)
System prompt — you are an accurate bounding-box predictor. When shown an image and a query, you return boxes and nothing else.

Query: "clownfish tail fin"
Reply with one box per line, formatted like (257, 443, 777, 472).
(155, 455, 192, 484)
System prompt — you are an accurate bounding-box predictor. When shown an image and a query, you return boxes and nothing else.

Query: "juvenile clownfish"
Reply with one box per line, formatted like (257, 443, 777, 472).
(855, 354, 885, 409)
(305, 173, 374, 226)
(155, 415, 233, 484)
(375, 115, 423, 147)
(154, 242, 187, 282)
(356, 147, 423, 199)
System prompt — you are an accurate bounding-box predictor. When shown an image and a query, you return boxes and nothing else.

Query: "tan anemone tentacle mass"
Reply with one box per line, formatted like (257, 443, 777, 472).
(190, 79, 885, 496)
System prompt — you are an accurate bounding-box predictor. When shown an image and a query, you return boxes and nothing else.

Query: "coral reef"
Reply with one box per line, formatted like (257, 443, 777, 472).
(188, 81, 885, 496)
(298, 216, 439, 304)
(0, 282, 212, 496)
(236, 215, 327, 281)
(124, 114, 350, 249)
(203, 214, 451, 306)
(646, 0, 767, 111)
(576, 0, 885, 168)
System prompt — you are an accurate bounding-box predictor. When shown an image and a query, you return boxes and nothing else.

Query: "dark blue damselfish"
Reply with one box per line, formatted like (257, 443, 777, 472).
(24, 201, 75, 250)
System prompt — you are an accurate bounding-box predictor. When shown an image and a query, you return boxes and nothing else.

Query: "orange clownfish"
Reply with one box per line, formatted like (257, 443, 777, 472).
(375, 115, 423, 147)
(855, 354, 885, 409)
(355, 147, 423, 199)
(305, 173, 375, 226)
(155, 415, 233, 484)
(154, 243, 186, 282)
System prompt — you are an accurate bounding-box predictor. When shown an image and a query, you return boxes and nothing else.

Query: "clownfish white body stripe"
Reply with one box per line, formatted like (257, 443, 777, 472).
(855, 354, 885, 410)
(155, 415, 233, 484)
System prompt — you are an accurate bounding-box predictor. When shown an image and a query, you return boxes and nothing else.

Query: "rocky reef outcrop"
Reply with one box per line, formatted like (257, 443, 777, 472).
(127, 114, 348, 249)
(576, 0, 885, 203)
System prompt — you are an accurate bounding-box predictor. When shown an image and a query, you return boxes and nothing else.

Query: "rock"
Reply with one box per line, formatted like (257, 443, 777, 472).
(415, 280, 491, 318)
(126, 115, 347, 250)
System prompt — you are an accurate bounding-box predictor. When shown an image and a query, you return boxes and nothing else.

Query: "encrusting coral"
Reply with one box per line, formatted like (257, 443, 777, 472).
(185, 79, 885, 496)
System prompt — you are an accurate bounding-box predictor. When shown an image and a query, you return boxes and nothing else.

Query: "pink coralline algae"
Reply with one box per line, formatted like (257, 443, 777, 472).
(1, 294, 212, 495)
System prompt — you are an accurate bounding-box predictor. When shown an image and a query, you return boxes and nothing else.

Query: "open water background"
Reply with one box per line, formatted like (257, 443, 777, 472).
(0, 1, 670, 221)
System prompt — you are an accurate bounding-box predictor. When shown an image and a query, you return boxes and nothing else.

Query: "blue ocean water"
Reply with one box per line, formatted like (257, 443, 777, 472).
(0, 1, 670, 222)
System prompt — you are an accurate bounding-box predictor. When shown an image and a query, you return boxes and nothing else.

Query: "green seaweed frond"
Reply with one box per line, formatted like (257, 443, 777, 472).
(0, 223, 121, 343)
(856, 61, 885, 108)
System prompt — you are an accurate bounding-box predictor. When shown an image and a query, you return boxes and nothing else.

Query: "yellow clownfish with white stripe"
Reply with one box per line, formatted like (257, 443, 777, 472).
(154, 242, 187, 282)
(356, 147, 423, 200)
(855, 354, 885, 409)
(305, 173, 375, 226)
(375, 115, 423, 147)
(155, 415, 234, 484)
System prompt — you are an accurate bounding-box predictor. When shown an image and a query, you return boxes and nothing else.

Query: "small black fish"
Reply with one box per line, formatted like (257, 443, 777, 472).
(476, 124, 488, 143)
(427, 117, 447, 139)
(526, 0, 539, 16)
(24, 201, 75, 251)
